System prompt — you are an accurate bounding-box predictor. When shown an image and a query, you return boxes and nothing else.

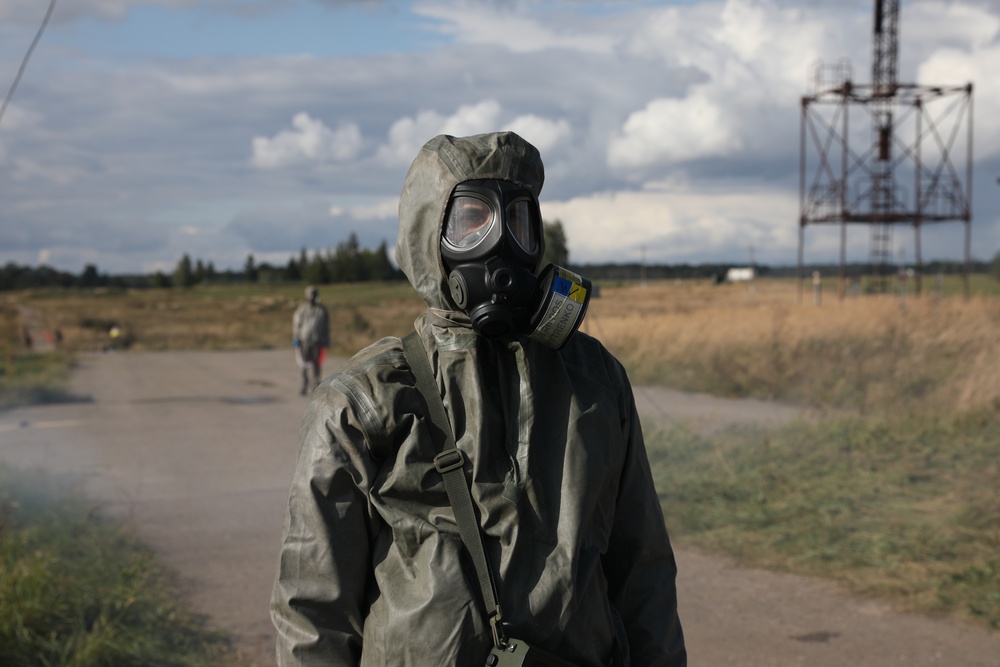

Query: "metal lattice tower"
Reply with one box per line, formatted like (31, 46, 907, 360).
(798, 0, 973, 298)
(870, 0, 899, 290)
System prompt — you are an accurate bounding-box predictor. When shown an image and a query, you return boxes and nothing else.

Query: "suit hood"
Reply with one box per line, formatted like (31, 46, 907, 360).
(395, 132, 545, 314)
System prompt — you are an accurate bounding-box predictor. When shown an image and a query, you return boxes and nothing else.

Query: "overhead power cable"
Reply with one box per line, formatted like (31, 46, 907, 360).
(0, 0, 59, 129)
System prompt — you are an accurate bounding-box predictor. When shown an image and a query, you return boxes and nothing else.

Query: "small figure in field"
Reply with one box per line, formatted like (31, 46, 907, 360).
(292, 285, 330, 395)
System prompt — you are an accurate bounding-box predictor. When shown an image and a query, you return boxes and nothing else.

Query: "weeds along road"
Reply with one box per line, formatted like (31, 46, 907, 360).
(2, 350, 998, 666)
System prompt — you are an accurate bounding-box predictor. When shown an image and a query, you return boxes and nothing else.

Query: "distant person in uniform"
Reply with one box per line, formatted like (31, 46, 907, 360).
(292, 285, 330, 395)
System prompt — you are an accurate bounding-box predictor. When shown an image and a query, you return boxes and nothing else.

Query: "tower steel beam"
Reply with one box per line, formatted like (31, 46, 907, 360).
(798, 1, 973, 299)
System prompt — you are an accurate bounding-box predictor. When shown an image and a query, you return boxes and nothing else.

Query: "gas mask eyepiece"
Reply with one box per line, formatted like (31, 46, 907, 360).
(440, 179, 591, 349)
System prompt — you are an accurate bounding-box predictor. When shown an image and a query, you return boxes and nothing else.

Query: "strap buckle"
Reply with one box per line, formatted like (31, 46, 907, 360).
(489, 606, 508, 648)
(434, 448, 465, 474)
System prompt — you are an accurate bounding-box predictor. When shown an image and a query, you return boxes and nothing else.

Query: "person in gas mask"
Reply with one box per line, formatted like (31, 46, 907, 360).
(271, 132, 686, 666)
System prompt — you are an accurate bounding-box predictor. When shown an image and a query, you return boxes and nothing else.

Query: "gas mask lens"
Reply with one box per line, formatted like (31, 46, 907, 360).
(444, 196, 494, 249)
(505, 199, 537, 253)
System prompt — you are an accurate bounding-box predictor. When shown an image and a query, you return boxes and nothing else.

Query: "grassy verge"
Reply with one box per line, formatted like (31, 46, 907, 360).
(0, 303, 76, 410)
(648, 412, 1000, 628)
(0, 466, 247, 667)
(0, 350, 76, 410)
(7, 282, 424, 358)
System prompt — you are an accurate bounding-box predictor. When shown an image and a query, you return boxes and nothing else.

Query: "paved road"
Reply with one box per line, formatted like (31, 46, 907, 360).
(1, 350, 998, 666)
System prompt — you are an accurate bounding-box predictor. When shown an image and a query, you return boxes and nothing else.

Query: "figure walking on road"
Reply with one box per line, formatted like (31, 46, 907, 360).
(292, 285, 330, 395)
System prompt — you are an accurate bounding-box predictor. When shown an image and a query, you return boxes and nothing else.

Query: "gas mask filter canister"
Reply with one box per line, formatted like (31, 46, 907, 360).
(440, 179, 591, 349)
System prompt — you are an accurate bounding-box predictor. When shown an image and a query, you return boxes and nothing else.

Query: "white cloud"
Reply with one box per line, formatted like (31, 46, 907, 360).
(376, 100, 503, 166)
(375, 100, 574, 167)
(915, 8, 1000, 159)
(250, 112, 362, 169)
(504, 115, 571, 155)
(607, 89, 741, 169)
(542, 185, 800, 264)
(609, 0, 846, 173)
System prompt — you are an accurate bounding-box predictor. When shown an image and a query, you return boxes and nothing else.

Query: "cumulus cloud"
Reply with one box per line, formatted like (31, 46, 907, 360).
(374, 100, 501, 166)
(374, 100, 574, 167)
(608, 0, 848, 174)
(251, 112, 363, 169)
(915, 7, 1000, 159)
(607, 89, 741, 169)
(542, 185, 800, 265)
(504, 115, 572, 155)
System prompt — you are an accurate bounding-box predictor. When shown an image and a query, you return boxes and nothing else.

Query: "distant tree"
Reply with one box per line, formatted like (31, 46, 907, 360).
(299, 248, 308, 279)
(151, 270, 170, 288)
(363, 240, 397, 281)
(172, 254, 194, 288)
(303, 250, 329, 285)
(285, 255, 302, 282)
(79, 264, 100, 288)
(542, 219, 569, 269)
(332, 233, 364, 282)
(244, 253, 258, 283)
(990, 250, 1000, 282)
(195, 259, 206, 284)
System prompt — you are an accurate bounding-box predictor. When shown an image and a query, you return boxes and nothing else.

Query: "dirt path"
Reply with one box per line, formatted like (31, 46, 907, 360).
(1, 350, 997, 666)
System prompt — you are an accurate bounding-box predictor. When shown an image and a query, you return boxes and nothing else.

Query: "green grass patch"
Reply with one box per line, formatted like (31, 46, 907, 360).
(0, 351, 76, 410)
(0, 466, 246, 667)
(650, 412, 1000, 628)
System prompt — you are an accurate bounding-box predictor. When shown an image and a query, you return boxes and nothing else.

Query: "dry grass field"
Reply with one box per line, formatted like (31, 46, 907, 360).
(585, 277, 1000, 415)
(4, 275, 1000, 416)
(2, 282, 426, 358)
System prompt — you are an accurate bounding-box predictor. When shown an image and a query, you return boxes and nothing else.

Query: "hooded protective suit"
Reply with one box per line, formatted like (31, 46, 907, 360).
(271, 132, 686, 666)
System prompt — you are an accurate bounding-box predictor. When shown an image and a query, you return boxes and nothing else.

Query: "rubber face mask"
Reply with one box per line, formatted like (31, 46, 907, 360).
(441, 179, 591, 349)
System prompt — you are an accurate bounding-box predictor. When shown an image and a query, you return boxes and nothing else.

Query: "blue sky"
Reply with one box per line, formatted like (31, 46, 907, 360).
(52, 2, 441, 59)
(1, 0, 998, 274)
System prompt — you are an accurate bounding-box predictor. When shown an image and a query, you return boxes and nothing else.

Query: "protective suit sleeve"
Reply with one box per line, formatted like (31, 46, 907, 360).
(602, 367, 687, 667)
(271, 381, 382, 667)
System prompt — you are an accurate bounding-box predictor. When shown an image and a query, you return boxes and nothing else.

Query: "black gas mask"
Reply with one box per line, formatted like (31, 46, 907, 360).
(440, 179, 591, 349)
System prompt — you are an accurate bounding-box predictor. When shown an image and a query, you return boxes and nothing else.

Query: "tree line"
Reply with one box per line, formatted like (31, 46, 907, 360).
(169, 234, 401, 288)
(0, 222, 572, 291)
(0, 233, 403, 291)
(2, 221, 997, 291)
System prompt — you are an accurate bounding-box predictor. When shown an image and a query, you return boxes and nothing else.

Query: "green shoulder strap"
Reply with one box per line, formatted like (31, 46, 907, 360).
(401, 331, 508, 648)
